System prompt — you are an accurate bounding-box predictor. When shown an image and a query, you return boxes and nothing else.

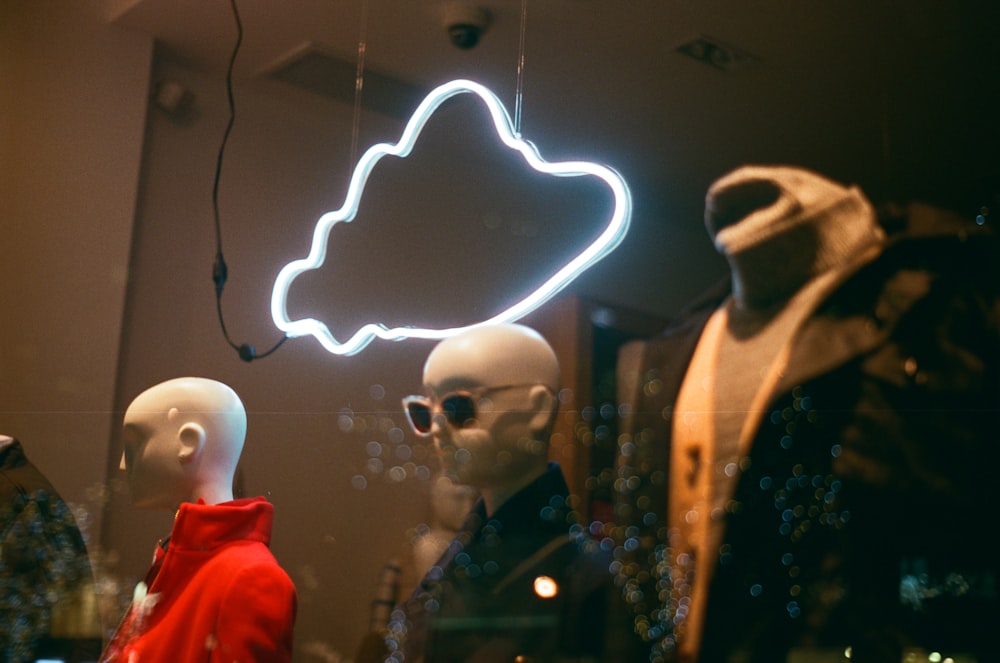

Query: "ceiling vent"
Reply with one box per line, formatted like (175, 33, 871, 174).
(263, 43, 425, 119)
(676, 35, 756, 72)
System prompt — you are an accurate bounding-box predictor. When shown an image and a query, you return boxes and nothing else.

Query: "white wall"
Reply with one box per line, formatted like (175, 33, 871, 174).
(0, 0, 152, 581)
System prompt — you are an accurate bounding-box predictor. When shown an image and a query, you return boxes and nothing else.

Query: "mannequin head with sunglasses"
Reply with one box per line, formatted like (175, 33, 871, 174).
(405, 323, 560, 515)
(119, 377, 247, 510)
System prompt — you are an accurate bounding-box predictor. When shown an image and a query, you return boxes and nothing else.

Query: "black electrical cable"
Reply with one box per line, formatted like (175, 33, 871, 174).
(212, 0, 287, 362)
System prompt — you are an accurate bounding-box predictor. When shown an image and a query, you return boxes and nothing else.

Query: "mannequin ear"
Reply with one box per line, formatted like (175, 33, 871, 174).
(527, 384, 558, 434)
(177, 422, 206, 464)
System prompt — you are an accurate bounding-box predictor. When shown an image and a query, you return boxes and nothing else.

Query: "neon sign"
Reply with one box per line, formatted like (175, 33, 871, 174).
(271, 79, 631, 356)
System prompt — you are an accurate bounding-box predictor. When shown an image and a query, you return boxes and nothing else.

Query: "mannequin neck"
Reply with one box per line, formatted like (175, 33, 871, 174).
(480, 458, 547, 517)
(182, 480, 234, 508)
(713, 191, 884, 311)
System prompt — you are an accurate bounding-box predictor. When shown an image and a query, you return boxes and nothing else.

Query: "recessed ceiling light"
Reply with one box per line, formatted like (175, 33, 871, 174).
(676, 35, 757, 72)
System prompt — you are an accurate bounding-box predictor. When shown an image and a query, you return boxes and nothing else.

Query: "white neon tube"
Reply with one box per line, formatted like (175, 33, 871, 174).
(271, 79, 632, 356)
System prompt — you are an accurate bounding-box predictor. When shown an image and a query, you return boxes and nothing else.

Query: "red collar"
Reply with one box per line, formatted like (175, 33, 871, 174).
(169, 497, 274, 552)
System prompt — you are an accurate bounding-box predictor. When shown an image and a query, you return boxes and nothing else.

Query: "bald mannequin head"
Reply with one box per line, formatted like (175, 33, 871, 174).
(414, 324, 560, 514)
(423, 323, 561, 396)
(120, 377, 247, 510)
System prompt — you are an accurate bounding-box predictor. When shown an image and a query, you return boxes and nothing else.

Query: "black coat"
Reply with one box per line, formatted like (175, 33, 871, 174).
(618, 203, 1000, 662)
(389, 463, 643, 663)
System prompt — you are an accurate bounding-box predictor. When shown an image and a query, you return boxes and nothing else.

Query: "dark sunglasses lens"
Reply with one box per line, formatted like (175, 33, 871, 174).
(442, 394, 477, 428)
(406, 402, 432, 433)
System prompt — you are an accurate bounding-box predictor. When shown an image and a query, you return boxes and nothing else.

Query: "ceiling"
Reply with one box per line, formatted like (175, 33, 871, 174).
(92, 0, 998, 223)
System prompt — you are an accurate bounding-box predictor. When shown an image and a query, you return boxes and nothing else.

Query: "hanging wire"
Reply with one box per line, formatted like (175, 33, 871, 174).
(513, 0, 529, 136)
(350, 0, 370, 170)
(212, 0, 288, 362)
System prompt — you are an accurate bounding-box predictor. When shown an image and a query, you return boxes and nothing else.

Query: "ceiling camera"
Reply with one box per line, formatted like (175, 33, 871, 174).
(441, 3, 491, 50)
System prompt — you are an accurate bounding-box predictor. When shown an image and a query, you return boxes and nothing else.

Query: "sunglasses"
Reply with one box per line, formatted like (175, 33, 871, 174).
(402, 384, 542, 436)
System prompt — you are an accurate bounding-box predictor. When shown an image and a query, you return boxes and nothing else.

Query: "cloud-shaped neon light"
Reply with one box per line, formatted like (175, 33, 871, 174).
(271, 79, 631, 356)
